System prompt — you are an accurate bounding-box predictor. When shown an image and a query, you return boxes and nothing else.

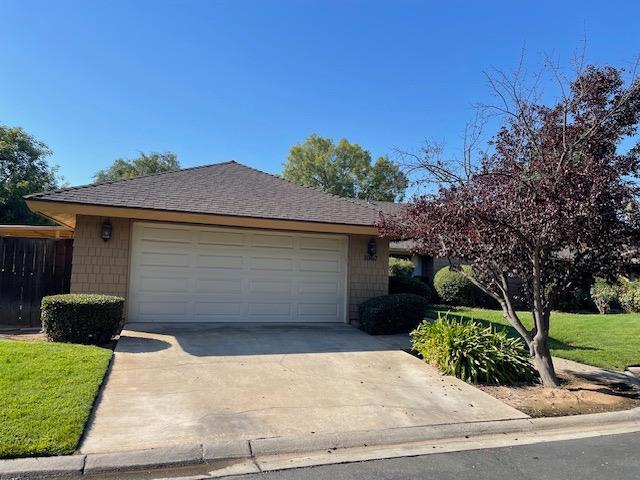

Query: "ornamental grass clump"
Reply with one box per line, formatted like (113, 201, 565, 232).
(411, 312, 537, 385)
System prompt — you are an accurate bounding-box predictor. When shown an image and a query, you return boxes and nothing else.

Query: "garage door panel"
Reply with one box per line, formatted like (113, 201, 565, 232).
(141, 227, 193, 244)
(129, 223, 347, 323)
(194, 302, 242, 316)
(140, 252, 190, 268)
(138, 276, 189, 293)
(250, 256, 293, 271)
(197, 254, 244, 269)
(298, 281, 339, 295)
(249, 279, 292, 294)
(300, 258, 340, 273)
(251, 234, 294, 249)
(248, 303, 292, 316)
(299, 237, 342, 251)
(139, 300, 188, 316)
(298, 303, 338, 315)
(195, 278, 243, 294)
(197, 230, 245, 246)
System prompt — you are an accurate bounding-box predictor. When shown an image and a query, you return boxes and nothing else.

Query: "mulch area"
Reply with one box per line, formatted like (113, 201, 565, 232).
(479, 369, 640, 417)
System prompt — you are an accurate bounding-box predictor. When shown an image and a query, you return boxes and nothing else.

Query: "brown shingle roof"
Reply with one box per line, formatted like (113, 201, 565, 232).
(27, 161, 384, 226)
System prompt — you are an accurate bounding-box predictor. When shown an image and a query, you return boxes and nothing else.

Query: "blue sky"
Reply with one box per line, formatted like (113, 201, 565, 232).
(1, 0, 639, 186)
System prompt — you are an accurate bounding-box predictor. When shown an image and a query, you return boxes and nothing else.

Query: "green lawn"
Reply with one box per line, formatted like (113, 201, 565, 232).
(425, 306, 640, 371)
(0, 339, 112, 458)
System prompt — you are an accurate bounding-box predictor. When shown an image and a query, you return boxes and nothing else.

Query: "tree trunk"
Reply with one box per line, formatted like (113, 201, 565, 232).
(530, 333, 560, 387)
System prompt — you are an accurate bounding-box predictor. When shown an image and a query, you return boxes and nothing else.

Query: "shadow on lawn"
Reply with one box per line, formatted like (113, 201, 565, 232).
(426, 307, 597, 354)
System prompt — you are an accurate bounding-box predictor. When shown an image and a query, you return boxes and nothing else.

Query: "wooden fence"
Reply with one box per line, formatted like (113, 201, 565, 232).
(0, 237, 73, 328)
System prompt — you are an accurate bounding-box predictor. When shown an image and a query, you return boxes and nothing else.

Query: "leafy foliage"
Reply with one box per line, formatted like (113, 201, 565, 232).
(94, 151, 180, 182)
(433, 266, 490, 306)
(42, 294, 124, 345)
(283, 134, 408, 201)
(411, 313, 537, 385)
(358, 293, 428, 335)
(0, 125, 60, 224)
(619, 279, 640, 313)
(590, 278, 619, 314)
(388, 275, 433, 300)
(388, 257, 415, 277)
(379, 64, 640, 386)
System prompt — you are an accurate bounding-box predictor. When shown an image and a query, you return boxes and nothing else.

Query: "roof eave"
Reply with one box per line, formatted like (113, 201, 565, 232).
(25, 199, 381, 236)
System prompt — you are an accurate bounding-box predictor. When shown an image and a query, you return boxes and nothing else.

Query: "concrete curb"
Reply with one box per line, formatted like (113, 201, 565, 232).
(0, 455, 85, 479)
(250, 406, 640, 456)
(1, 407, 638, 479)
(83, 444, 203, 474)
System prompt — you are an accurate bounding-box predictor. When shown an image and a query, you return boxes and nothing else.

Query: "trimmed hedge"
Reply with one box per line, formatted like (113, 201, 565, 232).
(358, 293, 428, 335)
(433, 266, 489, 307)
(388, 257, 415, 277)
(411, 313, 537, 385)
(389, 275, 433, 301)
(41, 294, 124, 345)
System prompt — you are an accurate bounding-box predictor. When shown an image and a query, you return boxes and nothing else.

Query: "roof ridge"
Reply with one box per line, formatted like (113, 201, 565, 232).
(235, 162, 385, 214)
(25, 161, 237, 199)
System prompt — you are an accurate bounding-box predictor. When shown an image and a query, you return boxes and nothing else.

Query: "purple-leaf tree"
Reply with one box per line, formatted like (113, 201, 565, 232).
(379, 62, 640, 386)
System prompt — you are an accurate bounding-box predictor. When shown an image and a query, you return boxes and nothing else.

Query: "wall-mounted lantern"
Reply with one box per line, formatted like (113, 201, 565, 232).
(365, 238, 377, 261)
(101, 219, 113, 242)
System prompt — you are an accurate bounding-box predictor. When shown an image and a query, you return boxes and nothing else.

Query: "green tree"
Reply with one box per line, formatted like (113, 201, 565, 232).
(94, 151, 180, 183)
(0, 125, 59, 224)
(283, 134, 408, 201)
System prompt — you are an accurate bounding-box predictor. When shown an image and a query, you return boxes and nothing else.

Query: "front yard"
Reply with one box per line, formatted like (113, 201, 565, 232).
(426, 306, 640, 371)
(0, 339, 112, 459)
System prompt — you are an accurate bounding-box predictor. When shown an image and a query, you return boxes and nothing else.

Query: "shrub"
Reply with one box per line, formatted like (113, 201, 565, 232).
(41, 294, 124, 345)
(411, 313, 537, 385)
(358, 294, 428, 335)
(590, 278, 619, 314)
(388, 257, 414, 277)
(620, 280, 640, 313)
(433, 266, 489, 306)
(556, 286, 595, 313)
(389, 275, 433, 301)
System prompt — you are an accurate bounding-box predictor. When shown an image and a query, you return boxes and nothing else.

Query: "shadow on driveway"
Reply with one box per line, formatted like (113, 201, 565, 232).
(121, 322, 405, 357)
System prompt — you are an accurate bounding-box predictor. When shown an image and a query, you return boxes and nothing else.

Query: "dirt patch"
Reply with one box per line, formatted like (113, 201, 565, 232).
(480, 372, 640, 417)
(0, 331, 118, 350)
(0, 331, 46, 342)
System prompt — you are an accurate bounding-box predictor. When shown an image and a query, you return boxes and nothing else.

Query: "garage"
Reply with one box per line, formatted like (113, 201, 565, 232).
(127, 222, 348, 323)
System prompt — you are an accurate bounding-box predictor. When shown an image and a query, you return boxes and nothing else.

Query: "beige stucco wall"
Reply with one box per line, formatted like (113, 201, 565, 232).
(347, 235, 389, 320)
(69, 216, 388, 321)
(70, 215, 131, 297)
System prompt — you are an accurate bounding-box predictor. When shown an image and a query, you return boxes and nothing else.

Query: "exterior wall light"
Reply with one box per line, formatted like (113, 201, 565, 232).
(366, 238, 377, 261)
(101, 219, 113, 242)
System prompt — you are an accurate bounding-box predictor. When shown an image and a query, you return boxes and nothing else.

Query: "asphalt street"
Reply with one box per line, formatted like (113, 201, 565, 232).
(220, 432, 640, 480)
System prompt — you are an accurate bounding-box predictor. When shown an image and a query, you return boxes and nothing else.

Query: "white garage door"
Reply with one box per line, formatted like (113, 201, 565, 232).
(128, 222, 348, 323)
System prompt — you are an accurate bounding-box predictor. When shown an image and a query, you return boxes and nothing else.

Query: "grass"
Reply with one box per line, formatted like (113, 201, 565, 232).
(425, 305, 640, 371)
(0, 339, 112, 459)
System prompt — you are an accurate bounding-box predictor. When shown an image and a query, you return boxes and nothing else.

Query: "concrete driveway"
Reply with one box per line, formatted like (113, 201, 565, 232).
(80, 323, 527, 453)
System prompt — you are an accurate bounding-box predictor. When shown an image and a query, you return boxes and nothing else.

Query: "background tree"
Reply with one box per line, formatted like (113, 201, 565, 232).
(379, 63, 640, 386)
(94, 151, 180, 183)
(0, 125, 60, 224)
(283, 134, 408, 201)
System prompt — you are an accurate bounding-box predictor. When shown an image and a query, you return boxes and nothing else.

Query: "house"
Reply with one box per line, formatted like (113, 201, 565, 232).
(25, 161, 389, 323)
